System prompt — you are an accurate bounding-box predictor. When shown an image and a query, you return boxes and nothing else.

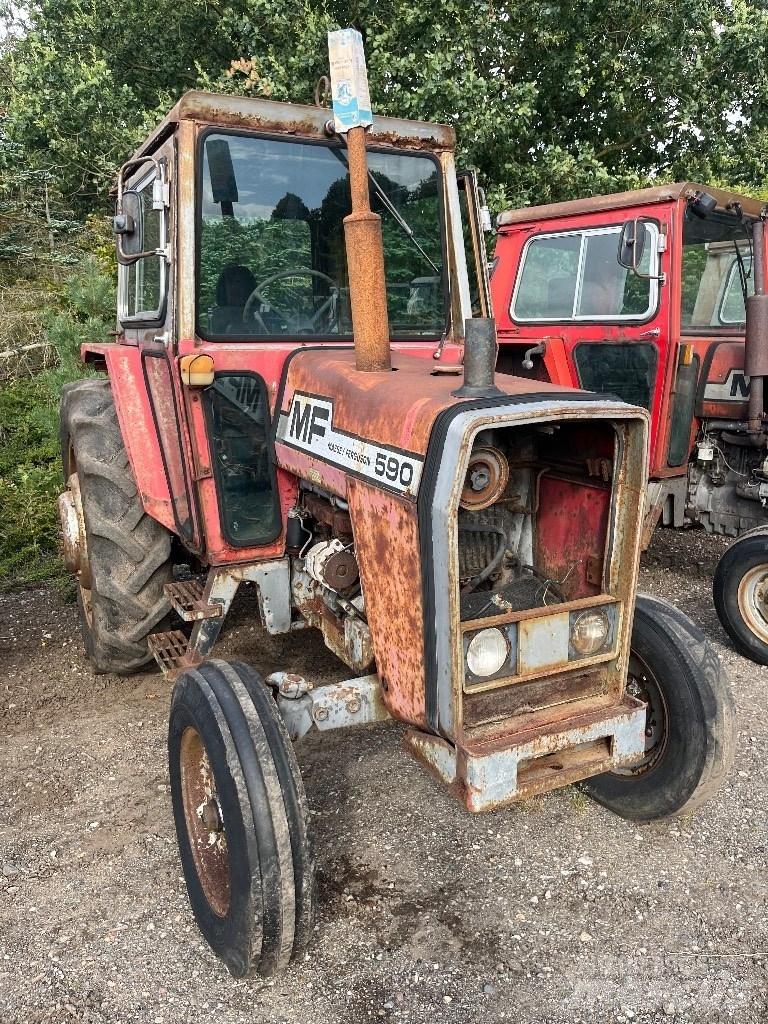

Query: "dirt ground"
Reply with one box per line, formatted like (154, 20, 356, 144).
(0, 527, 766, 1024)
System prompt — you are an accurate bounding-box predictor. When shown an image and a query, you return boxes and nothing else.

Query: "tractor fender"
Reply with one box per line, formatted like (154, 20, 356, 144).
(81, 342, 177, 533)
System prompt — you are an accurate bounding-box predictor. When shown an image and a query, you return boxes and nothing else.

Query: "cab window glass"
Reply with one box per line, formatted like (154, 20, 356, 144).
(681, 211, 754, 329)
(573, 342, 658, 410)
(124, 175, 163, 318)
(203, 374, 280, 547)
(512, 224, 657, 322)
(198, 133, 446, 339)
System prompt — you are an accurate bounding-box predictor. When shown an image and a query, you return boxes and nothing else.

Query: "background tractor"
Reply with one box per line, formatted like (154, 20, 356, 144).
(58, 35, 734, 978)
(491, 185, 768, 664)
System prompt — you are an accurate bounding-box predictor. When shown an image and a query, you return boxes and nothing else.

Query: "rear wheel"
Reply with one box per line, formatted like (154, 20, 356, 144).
(168, 659, 315, 977)
(59, 379, 173, 673)
(713, 528, 768, 665)
(583, 594, 735, 820)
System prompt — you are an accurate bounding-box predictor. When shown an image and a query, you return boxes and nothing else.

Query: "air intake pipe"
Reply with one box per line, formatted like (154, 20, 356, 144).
(746, 218, 768, 434)
(452, 317, 504, 399)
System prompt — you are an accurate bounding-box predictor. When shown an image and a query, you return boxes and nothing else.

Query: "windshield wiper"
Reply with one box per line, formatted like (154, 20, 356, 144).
(332, 146, 441, 275)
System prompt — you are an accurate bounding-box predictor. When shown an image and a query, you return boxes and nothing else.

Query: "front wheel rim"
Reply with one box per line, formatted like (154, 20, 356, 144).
(737, 565, 768, 644)
(179, 726, 231, 918)
(614, 651, 669, 776)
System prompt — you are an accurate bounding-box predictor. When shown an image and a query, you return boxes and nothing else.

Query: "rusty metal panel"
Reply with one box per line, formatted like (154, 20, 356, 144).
(273, 349, 578, 469)
(131, 91, 456, 164)
(346, 479, 428, 728)
(497, 182, 765, 228)
(518, 611, 570, 673)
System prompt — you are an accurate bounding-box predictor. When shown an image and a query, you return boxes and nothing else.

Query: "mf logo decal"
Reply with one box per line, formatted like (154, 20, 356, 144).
(277, 392, 423, 497)
(703, 369, 750, 402)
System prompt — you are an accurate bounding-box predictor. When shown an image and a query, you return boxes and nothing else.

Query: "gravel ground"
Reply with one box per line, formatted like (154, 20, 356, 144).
(0, 527, 766, 1024)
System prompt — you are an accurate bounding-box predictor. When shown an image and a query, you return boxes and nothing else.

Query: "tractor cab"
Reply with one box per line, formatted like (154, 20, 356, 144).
(491, 183, 764, 482)
(493, 185, 768, 664)
(59, 70, 734, 980)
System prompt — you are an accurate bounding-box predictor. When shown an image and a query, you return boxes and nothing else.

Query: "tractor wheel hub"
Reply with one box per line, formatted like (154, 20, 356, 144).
(58, 474, 91, 587)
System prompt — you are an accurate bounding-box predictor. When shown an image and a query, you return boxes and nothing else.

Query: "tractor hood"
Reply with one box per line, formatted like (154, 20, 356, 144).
(272, 346, 649, 742)
(273, 348, 611, 501)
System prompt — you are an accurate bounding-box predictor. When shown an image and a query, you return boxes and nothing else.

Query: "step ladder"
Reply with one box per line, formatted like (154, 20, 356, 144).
(147, 629, 198, 676)
(164, 579, 223, 622)
(146, 560, 293, 679)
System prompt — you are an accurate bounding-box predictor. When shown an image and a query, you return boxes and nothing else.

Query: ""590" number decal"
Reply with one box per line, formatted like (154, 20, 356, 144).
(374, 451, 415, 488)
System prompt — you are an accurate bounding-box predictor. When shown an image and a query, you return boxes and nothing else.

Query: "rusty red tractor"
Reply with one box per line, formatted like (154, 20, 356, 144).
(491, 185, 768, 664)
(59, 91, 734, 977)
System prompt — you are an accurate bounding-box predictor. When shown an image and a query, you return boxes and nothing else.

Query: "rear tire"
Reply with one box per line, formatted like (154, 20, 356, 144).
(582, 594, 735, 821)
(168, 659, 315, 977)
(713, 529, 768, 665)
(60, 378, 173, 673)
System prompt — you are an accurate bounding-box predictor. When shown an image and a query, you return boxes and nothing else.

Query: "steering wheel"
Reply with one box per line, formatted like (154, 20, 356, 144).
(243, 269, 340, 334)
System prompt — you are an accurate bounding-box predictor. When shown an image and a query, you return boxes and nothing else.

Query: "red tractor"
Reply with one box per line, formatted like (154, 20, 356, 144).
(491, 184, 768, 664)
(58, 80, 733, 979)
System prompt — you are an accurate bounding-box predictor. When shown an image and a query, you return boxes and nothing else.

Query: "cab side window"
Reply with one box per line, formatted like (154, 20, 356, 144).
(512, 224, 658, 322)
(118, 170, 167, 323)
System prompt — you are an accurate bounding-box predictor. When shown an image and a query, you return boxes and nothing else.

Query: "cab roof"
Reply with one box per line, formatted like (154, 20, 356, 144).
(497, 182, 766, 227)
(132, 89, 456, 161)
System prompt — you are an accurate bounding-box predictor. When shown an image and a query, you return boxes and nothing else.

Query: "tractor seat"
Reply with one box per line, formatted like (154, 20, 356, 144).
(209, 264, 257, 335)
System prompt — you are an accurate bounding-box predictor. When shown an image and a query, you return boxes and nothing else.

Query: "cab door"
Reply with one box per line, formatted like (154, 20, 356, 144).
(116, 134, 203, 552)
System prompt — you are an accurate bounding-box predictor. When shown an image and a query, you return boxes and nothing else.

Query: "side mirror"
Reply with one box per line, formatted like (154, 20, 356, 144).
(617, 219, 646, 271)
(113, 190, 143, 264)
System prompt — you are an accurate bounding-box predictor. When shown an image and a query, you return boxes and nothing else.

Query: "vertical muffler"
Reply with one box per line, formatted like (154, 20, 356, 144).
(343, 126, 392, 373)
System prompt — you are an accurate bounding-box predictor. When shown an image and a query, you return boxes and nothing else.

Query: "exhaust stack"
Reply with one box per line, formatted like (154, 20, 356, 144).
(344, 125, 392, 373)
(746, 218, 768, 433)
(328, 29, 391, 373)
(452, 318, 504, 399)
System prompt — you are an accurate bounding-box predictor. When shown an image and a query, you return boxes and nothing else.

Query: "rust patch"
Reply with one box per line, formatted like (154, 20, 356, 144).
(347, 479, 426, 727)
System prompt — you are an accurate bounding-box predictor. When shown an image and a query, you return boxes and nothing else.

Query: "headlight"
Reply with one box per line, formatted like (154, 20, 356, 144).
(466, 627, 509, 677)
(570, 609, 611, 657)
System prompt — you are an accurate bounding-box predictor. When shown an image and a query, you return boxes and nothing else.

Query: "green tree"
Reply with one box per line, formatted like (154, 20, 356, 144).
(4, 0, 768, 220)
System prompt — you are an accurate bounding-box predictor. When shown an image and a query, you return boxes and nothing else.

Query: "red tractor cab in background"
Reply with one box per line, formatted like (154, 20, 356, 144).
(491, 184, 768, 664)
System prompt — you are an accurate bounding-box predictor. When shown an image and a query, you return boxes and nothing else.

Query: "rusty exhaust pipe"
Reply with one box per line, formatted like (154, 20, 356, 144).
(747, 218, 768, 433)
(452, 317, 504, 399)
(343, 125, 391, 373)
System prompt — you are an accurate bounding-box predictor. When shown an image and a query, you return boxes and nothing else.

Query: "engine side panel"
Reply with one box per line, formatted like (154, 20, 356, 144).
(696, 339, 750, 420)
(346, 479, 427, 727)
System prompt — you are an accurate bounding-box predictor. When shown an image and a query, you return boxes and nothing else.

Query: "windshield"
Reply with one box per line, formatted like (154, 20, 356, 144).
(681, 211, 754, 330)
(197, 132, 446, 340)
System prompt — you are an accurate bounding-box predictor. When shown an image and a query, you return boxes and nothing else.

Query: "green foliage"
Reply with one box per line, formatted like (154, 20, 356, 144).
(4, 0, 768, 589)
(5, 0, 768, 221)
(0, 257, 114, 590)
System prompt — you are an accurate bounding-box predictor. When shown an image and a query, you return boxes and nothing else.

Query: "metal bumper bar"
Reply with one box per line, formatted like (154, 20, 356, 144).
(404, 696, 647, 812)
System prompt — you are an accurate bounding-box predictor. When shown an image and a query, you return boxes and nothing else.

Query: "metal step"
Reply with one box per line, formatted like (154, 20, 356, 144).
(147, 629, 199, 676)
(164, 579, 223, 622)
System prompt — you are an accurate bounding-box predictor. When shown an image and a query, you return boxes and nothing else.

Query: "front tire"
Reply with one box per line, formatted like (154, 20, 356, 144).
(583, 594, 735, 821)
(60, 379, 173, 673)
(168, 659, 315, 977)
(713, 528, 768, 665)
